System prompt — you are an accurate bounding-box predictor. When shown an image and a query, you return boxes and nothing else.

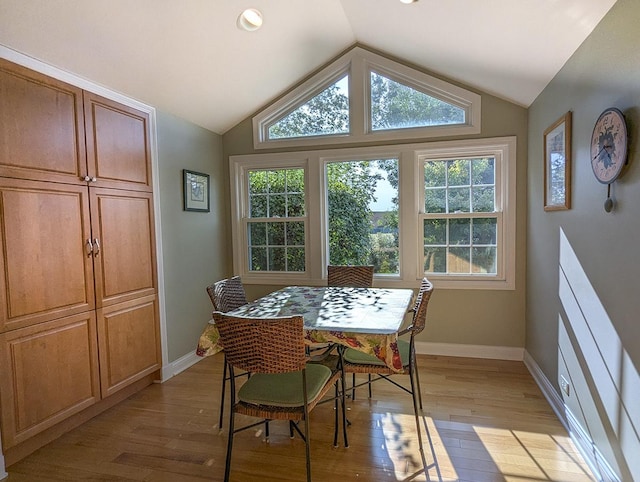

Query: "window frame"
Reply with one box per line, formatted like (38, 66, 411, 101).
(252, 46, 481, 150)
(230, 137, 516, 289)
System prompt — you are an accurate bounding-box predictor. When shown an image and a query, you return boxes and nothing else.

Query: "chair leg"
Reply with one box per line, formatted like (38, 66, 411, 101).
(219, 356, 228, 429)
(333, 383, 339, 447)
(408, 362, 424, 455)
(368, 374, 372, 398)
(224, 367, 236, 482)
(351, 373, 356, 400)
(414, 358, 423, 410)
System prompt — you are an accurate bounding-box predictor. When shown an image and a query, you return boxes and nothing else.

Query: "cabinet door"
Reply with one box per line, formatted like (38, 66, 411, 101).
(0, 179, 95, 332)
(0, 59, 87, 185)
(97, 295, 161, 398)
(84, 91, 152, 192)
(90, 188, 157, 308)
(0, 312, 100, 449)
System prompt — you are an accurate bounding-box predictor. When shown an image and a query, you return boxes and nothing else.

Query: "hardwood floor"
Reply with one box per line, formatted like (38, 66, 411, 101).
(4, 354, 595, 481)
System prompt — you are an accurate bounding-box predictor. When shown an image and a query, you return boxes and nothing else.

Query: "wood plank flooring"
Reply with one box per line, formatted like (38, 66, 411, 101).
(4, 354, 595, 481)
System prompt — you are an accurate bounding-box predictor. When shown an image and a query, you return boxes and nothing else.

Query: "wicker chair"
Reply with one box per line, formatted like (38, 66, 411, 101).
(327, 265, 374, 288)
(206, 276, 249, 429)
(213, 312, 343, 482)
(343, 278, 434, 452)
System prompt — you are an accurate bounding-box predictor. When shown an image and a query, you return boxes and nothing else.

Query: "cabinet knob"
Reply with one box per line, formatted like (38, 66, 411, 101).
(84, 175, 91, 182)
(83, 176, 98, 182)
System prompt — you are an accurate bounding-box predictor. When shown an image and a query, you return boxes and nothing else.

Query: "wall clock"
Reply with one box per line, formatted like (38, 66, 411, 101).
(590, 107, 629, 211)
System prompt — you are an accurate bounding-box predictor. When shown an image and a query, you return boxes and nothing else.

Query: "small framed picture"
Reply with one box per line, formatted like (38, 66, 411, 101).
(543, 111, 572, 211)
(183, 169, 210, 212)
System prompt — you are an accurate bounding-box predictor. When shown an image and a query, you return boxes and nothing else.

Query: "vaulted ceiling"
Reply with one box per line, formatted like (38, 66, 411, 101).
(0, 0, 617, 134)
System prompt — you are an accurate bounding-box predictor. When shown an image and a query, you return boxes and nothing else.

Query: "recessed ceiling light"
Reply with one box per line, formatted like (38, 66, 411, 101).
(237, 8, 263, 31)
(400, 0, 418, 3)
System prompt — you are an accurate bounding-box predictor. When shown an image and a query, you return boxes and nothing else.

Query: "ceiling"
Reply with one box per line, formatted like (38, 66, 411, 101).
(0, 0, 617, 135)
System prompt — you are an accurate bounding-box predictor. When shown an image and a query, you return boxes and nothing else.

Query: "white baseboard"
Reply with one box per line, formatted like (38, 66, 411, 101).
(161, 350, 204, 382)
(415, 341, 524, 360)
(523, 350, 619, 482)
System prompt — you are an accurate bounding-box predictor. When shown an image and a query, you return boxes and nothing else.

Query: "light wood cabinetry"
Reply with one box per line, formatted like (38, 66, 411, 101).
(0, 58, 161, 454)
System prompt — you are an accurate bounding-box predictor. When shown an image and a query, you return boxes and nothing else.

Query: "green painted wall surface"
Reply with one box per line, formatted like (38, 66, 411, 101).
(157, 110, 230, 362)
(527, 0, 639, 478)
(223, 66, 529, 351)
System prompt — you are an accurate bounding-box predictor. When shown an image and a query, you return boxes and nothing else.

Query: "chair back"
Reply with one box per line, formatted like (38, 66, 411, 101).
(327, 265, 374, 288)
(408, 278, 434, 336)
(212, 312, 306, 374)
(206, 276, 248, 312)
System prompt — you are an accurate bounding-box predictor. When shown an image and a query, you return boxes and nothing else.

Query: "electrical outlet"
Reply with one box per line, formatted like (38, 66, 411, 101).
(560, 375, 570, 397)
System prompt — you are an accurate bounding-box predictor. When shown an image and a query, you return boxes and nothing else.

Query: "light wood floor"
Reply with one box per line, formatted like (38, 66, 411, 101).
(4, 354, 595, 481)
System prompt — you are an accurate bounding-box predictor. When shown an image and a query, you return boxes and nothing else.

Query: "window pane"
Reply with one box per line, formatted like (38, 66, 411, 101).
(472, 218, 497, 245)
(450, 219, 470, 245)
(286, 222, 305, 246)
(250, 194, 267, 217)
(288, 193, 304, 216)
(472, 157, 494, 185)
(250, 247, 267, 271)
(370, 71, 465, 131)
(472, 247, 497, 274)
(472, 186, 495, 212)
(448, 187, 470, 213)
(448, 159, 470, 185)
(267, 222, 285, 245)
(268, 247, 286, 271)
(249, 171, 267, 194)
(327, 158, 399, 274)
(449, 247, 471, 273)
(425, 188, 446, 213)
(424, 161, 446, 187)
(424, 247, 446, 273)
(288, 247, 305, 271)
(268, 75, 349, 139)
(423, 219, 446, 244)
(248, 222, 266, 245)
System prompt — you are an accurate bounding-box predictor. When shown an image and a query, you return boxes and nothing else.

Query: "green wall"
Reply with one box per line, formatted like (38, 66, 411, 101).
(156, 110, 231, 362)
(527, 0, 639, 478)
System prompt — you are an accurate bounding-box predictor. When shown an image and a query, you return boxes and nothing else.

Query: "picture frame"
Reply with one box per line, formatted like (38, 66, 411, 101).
(183, 169, 210, 212)
(543, 111, 572, 211)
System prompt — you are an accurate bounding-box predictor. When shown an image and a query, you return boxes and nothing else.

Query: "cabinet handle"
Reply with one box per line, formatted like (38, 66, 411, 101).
(86, 238, 93, 257)
(83, 176, 98, 182)
(93, 238, 100, 257)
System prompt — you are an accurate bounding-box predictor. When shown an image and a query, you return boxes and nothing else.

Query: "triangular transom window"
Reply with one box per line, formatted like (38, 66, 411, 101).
(253, 46, 480, 149)
(370, 71, 465, 131)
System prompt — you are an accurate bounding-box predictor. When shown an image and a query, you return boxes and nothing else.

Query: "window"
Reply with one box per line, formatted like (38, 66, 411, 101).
(253, 46, 480, 149)
(370, 71, 465, 131)
(326, 158, 399, 274)
(230, 137, 515, 289)
(246, 168, 306, 272)
(421, 157, 498, 276)
(267, 75, 349, 140)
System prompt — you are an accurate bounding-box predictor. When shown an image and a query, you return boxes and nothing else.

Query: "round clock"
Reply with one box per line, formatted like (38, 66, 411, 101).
(590, 107, 628, 184)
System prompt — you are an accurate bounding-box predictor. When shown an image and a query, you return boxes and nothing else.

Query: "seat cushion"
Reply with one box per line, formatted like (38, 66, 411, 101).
(343, 339, 410, 366)
(238, 363, 332, 407)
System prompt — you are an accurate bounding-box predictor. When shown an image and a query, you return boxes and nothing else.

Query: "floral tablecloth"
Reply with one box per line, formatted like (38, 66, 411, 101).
(196, 286, 414, 372)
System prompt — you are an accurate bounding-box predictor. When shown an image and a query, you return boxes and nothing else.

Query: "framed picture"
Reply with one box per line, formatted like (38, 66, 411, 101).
(543, 111, 572, 211)
(183, 169, 210, 212)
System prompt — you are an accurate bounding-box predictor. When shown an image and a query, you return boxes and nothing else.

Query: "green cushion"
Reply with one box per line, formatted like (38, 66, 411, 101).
(343, 339, 410, 367)
(238, 363, 332, 407)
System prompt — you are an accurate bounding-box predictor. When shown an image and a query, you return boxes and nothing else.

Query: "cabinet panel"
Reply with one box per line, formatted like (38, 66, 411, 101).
(97, 295, 160, 398)
(90, 188, 157, 308)
(0, 59, 86, 185)
(0, 312, 100, 449)
(84, 91, 152, 192)
(0, 179, 95, 332)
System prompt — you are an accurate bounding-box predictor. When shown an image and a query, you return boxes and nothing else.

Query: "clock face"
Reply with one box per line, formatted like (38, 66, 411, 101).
(591, 108, 628, 184)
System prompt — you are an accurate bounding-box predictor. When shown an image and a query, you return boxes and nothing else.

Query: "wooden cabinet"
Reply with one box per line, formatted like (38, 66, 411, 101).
(0, 59, 160, 453)
(0, 312, 100, 448)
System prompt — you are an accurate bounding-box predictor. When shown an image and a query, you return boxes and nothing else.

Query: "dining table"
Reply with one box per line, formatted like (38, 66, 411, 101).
(196, 285, 414, 372)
